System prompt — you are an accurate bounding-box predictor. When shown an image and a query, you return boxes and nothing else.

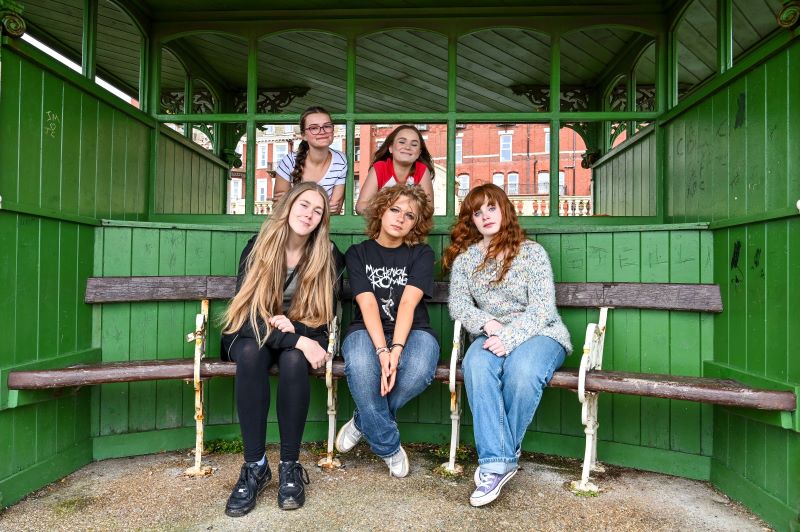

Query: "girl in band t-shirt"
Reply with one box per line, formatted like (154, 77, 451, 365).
(336, 185, 439, 478)
(355, 125, 435, 214)
(274, 106, 347, 214)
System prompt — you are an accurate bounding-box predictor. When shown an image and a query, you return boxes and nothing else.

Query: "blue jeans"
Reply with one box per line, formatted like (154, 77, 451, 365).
(464, 335, 566, 474)
(342, 329, 440, 458)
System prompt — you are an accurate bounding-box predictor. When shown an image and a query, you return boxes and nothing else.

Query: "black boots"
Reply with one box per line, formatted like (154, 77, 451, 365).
(277, 460, 310, 510)
(225, 461, 271, 517)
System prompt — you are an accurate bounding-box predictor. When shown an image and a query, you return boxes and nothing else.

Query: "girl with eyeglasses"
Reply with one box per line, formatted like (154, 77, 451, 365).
(335, 185, 440, 478)
(274, 106, 347, 214)
(355, 125, 435, 214)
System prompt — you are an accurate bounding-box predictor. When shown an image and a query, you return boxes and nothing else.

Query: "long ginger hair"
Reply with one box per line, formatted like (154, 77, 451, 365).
(222, 182, 334, 346)
(442, 183, 526, 284)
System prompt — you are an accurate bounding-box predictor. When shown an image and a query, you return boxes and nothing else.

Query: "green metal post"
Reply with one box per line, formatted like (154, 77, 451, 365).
(718, 0, 733, 72)
(446, 33, 457, 217)
(245, 36, 257, 216)
(549, 33, 560, 218)
(344, 35, 356, 218)
(82, 0, 97, 80)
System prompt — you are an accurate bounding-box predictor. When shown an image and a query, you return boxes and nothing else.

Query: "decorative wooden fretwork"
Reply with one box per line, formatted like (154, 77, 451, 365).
(0, 0, 26, 38)
(510, 85, 591, 112)
(609, 122, 627, 145)
(160, 91, 185, 115)
(232, 87, 310, 113)
(778, 1, 800, 30)
(221, 148, 242, 169)
(192, 89, 216, 114)
(581, 149, 601, 169)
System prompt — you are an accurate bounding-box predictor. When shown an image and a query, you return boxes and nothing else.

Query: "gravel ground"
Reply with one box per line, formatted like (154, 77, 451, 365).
(0, 443, 771, 531)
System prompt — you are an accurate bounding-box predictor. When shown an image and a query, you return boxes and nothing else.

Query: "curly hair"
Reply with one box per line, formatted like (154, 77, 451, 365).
(290, 106, 332, 184)
(371, 125, 435, 179)
(442, 183, 527, 284)
(364, 184, 433, 246)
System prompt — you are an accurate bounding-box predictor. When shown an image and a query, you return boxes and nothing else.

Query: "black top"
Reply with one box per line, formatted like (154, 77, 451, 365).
(221, 235, 346, 360)
(345, 239, 435, 339)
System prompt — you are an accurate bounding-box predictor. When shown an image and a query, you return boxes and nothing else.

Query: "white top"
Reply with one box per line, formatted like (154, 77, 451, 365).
(275, 148, 348, 198)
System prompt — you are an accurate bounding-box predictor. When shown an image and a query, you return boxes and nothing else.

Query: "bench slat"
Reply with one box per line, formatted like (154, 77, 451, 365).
(9, 360, 793, 411)
(86, 277, 722, 312)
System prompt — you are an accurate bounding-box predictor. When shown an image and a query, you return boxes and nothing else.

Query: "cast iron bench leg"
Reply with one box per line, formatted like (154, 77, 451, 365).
(185, 299, 212, 477)
(442, 320, 465, 474)
(571, 306, 610, 493)
(319, 303, 343, 468)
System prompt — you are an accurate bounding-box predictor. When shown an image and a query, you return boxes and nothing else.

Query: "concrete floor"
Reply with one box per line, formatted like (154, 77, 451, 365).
(0, 443, 771, 531)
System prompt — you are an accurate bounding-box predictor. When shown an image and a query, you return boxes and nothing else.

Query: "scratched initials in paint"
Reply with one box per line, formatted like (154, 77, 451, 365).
(44, 110, 60, 138)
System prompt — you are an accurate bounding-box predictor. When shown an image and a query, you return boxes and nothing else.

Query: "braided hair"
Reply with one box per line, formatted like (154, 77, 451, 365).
(290, 106, 332, 184)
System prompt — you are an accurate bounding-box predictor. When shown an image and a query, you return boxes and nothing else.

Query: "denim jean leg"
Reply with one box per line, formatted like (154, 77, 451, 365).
(502, 335, 566, 456)
(463, 336, 517, 475)
(342, 329, 399, 458)
(385, 330, 440, 419)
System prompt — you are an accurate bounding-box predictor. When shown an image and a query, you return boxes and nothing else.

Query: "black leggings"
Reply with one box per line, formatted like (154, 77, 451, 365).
(229, 337, 314, 463)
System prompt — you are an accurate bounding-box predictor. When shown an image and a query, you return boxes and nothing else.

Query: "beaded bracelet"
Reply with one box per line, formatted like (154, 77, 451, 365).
(390, 342, 405, 350)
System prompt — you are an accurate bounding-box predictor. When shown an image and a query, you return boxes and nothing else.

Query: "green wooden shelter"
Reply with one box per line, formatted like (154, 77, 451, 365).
(0, 0, 798, 528)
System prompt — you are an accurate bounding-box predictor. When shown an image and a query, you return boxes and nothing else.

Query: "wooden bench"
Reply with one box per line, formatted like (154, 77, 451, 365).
(7, 277, 797, 489)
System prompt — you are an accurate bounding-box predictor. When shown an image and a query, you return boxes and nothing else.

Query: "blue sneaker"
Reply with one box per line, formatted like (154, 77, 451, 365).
(469, 469, 517, 507)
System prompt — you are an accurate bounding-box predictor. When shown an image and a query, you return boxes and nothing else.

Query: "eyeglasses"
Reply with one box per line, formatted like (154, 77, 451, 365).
(304, 123, 334, 135)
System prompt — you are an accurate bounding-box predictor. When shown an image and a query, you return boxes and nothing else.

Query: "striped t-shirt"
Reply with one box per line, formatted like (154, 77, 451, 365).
(275, 148, 348, 198)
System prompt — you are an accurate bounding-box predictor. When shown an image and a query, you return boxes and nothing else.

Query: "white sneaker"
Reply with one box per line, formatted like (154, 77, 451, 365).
(474, 466, 481, 486)
(384, 446, 409, 478)
(334, 417, 362, 453)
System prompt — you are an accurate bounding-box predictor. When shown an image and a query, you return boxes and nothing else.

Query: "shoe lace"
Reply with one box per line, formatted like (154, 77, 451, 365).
(477, 472, 497, 489)
(235, 464, 258, 494)
(284, 462, 310, 487)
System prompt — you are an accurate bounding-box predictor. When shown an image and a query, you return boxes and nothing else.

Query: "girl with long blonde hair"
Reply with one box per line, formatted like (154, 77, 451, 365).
(221, 182, 344, 516)
(442, 183, 571, 508)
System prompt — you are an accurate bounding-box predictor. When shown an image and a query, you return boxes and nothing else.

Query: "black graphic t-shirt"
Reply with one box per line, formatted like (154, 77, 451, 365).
(345, 239, 435, 339)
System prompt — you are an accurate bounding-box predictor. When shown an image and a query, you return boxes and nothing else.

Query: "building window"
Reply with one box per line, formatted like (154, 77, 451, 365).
(273, 142, 288, 162)
(262, 125, 275, 134)
(507, 172, 519, 195)
(330, 138, 343, 152)
(256, 179, 268, 202)
(257, 144, 268, 168)
(355, 145, 361, 161)
(500, 135, 512, 162)
(415, 124, 428, 131)
(230, 178, 242, 200)
(558, 170, 566, 194)
(537, 171, 549, 194)
(283, 124, 295, 134)
(492, 172, 505, 190)
(455, 137, 463, 164)
(457, 174, 470, 197)
(544, 128, 550, 154)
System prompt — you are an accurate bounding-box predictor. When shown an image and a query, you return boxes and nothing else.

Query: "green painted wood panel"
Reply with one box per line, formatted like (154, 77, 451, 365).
(154, 132, 227, 215)
(593, 128, 657, 216)
(0, 214, 95, 506)
(0, 48, 150, 222)
(664, 40, 800, 224)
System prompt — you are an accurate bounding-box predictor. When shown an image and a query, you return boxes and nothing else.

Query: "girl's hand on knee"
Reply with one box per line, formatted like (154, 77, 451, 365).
(483, 335, 507, 357)
(297, 336, 327, 369)
(269, 314, 295, 333)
